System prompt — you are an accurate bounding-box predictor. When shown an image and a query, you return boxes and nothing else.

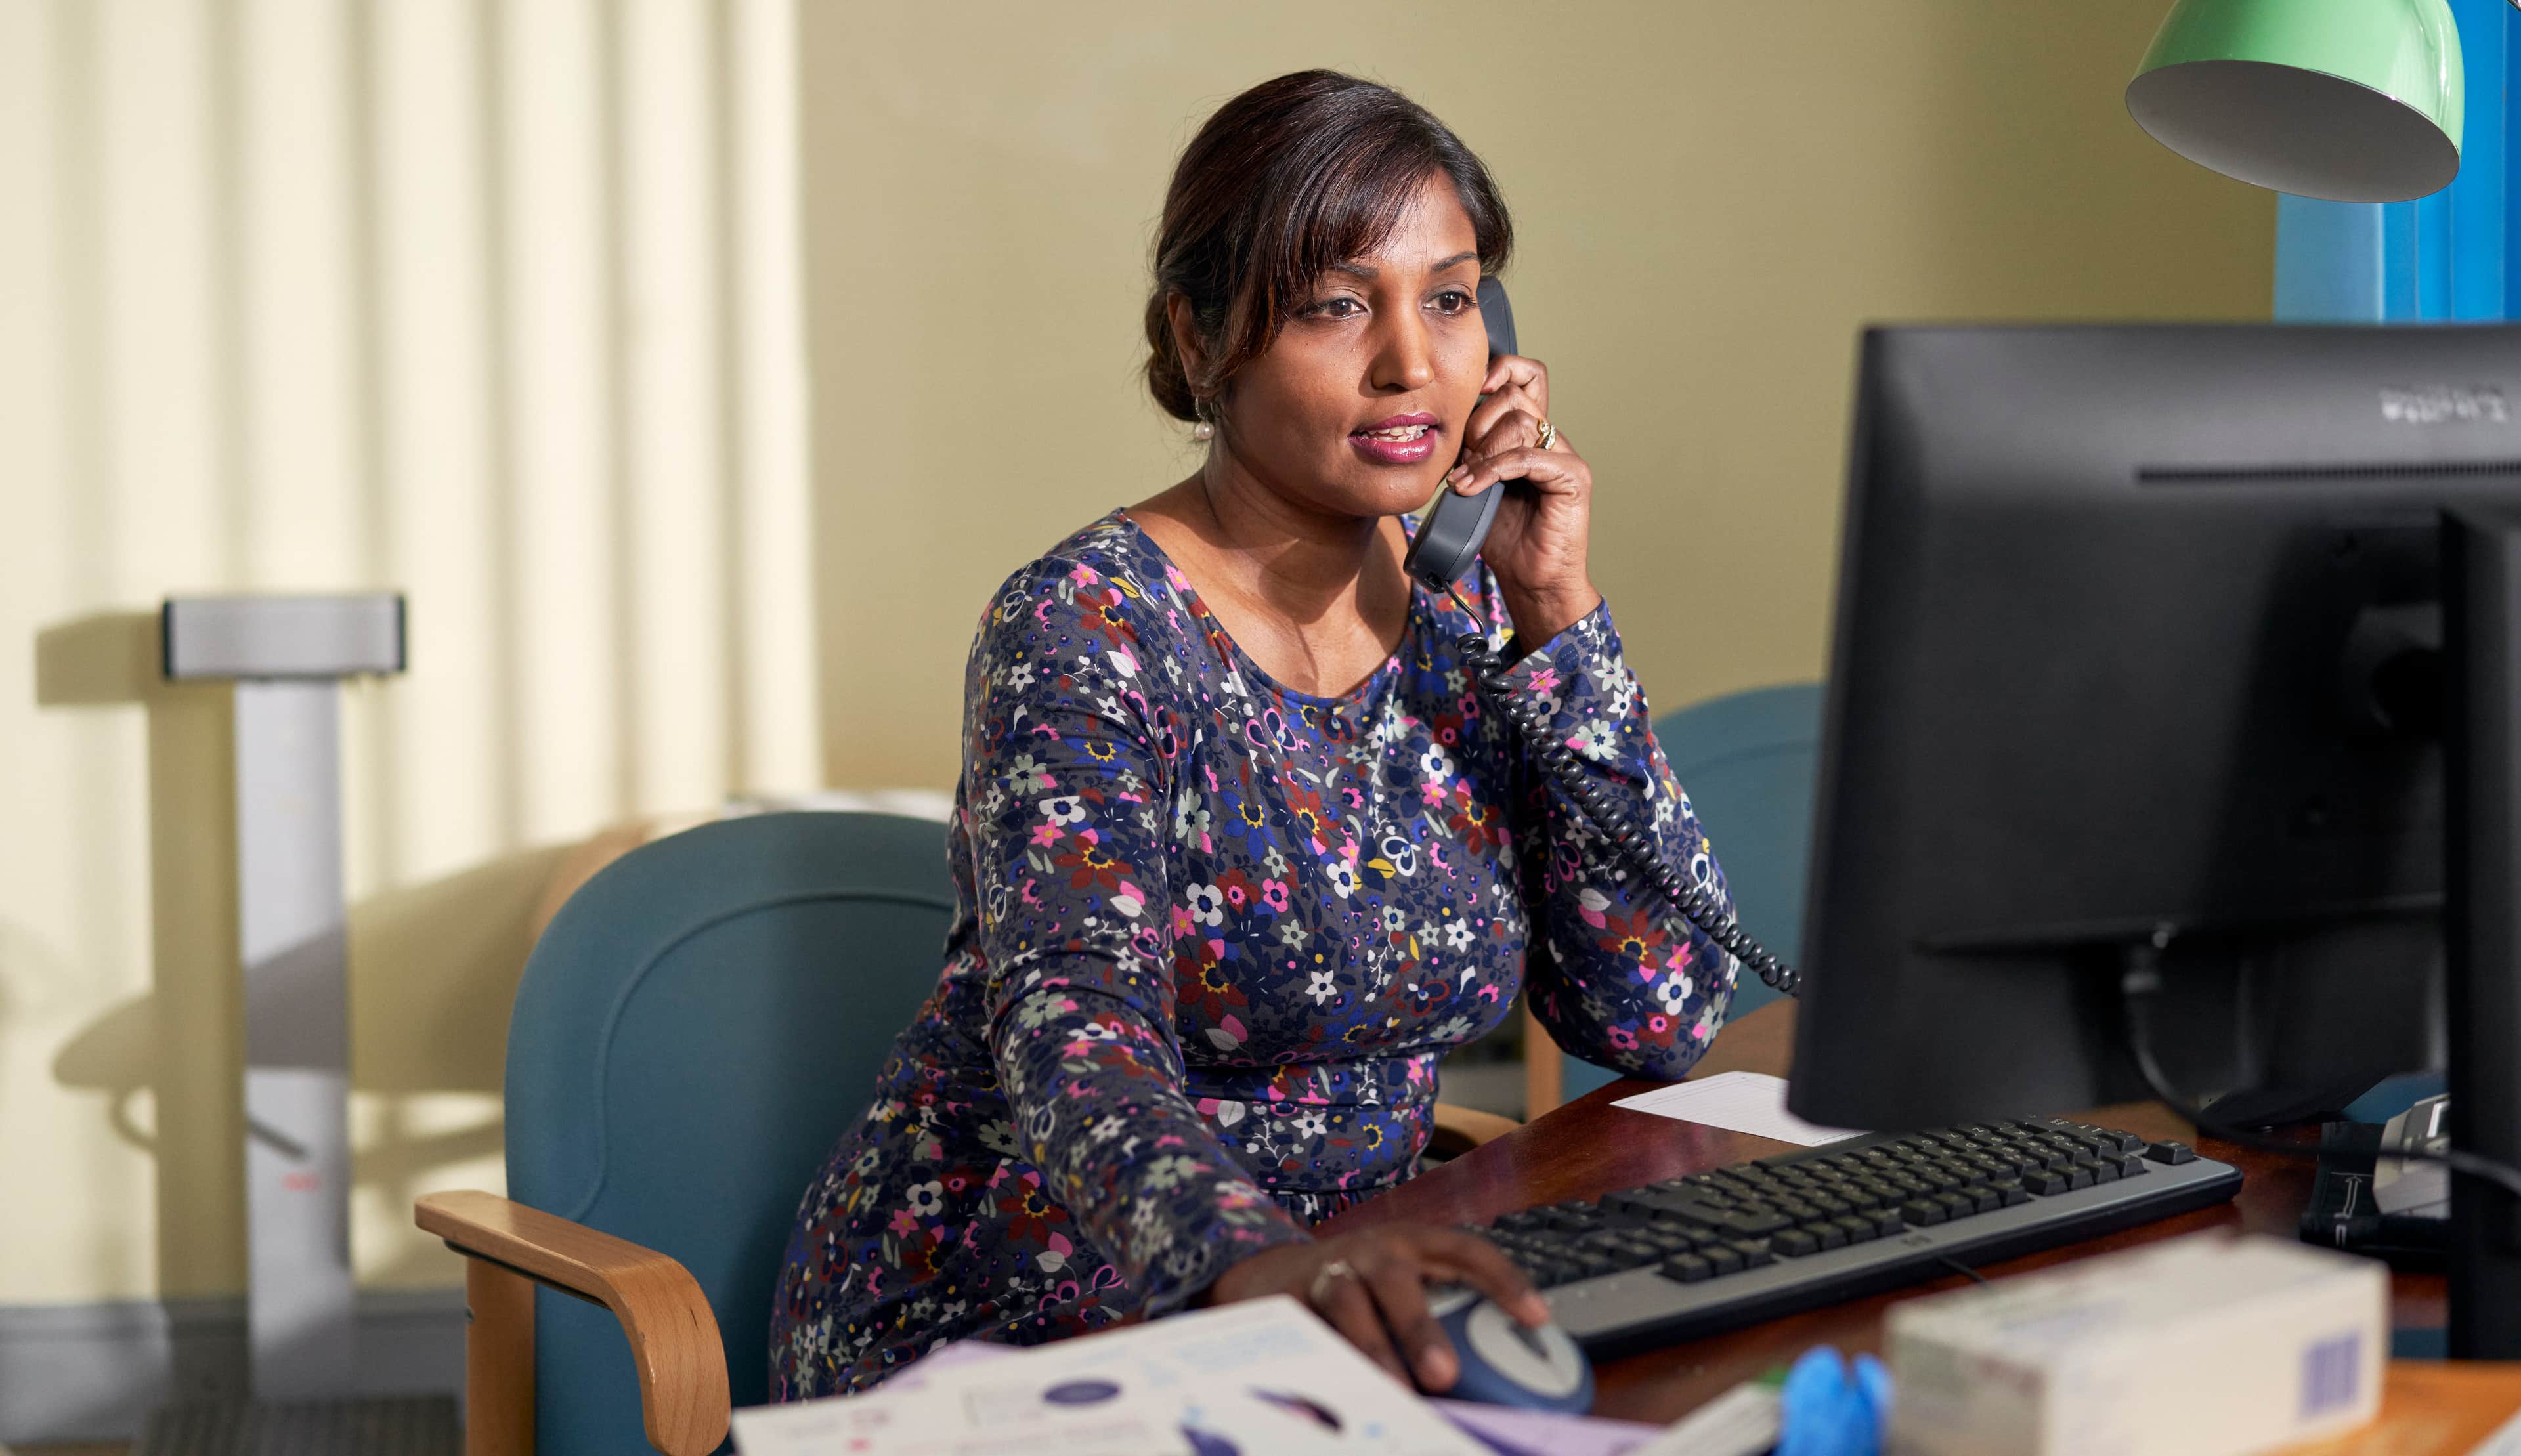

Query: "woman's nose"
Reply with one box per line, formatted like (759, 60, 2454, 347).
(1369, 317, 1436, 393)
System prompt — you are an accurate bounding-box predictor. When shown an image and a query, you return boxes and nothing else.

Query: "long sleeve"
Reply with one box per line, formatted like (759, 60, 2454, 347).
(964, 560, 1308, 1312)
(1487, 597, 1740, 1079)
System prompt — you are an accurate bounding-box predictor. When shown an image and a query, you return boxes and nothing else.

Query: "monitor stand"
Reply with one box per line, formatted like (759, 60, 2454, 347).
(2442, 509, 2521, 1359)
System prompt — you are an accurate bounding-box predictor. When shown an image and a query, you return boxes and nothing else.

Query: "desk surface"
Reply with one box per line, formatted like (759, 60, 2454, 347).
(1321, 1000, 2447, 1426)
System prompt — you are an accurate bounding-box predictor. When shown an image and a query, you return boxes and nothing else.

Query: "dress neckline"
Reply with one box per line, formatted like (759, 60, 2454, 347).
(1110, 508, 1415, 711)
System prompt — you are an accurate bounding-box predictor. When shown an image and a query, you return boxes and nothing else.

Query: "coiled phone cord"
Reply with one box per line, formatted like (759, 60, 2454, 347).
(1444, 582, 1801, 998)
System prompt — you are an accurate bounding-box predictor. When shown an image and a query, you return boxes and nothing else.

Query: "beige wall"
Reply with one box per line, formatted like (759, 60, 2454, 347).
(803, 2, 2274, 791)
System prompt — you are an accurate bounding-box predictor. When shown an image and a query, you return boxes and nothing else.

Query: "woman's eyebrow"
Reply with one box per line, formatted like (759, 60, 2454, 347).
(1327, 249, 1481, 283)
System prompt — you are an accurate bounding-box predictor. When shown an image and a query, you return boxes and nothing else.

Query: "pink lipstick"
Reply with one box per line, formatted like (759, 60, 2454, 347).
(1349, 412, 1440, 466)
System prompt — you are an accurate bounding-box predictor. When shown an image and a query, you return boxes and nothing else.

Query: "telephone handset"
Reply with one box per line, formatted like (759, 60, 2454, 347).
(1399, 278, 1515, 588)
(1406, 277, 1800, 998)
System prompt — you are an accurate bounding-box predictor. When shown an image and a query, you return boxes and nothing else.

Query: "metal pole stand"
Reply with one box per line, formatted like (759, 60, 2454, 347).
(139, 595, 456, 1455)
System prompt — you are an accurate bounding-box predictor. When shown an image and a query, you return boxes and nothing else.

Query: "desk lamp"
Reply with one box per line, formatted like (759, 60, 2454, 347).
(2128, 0, 2464, 202)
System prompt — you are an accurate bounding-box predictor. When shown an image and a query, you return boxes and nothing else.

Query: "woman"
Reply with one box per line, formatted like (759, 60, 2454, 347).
(772, 68, 1742, 1398)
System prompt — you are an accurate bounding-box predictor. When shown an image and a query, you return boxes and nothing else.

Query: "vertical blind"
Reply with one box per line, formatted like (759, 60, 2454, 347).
(2275, 0, 2518, 322)
(0, 0, 817, 1305)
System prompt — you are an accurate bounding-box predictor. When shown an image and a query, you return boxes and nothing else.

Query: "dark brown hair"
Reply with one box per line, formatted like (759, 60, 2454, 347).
(1144, 70, 1513, 423)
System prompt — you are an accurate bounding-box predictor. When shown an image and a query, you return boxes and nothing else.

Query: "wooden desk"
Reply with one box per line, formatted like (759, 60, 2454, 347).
(1322, 1000, 2448, 1426)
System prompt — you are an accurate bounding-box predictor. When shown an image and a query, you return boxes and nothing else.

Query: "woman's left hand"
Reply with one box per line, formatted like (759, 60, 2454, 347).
(1447, 353, 1603, 646)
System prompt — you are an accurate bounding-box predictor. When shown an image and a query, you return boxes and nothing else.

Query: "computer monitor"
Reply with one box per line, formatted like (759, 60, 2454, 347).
(1783, 324, 2521, 1351)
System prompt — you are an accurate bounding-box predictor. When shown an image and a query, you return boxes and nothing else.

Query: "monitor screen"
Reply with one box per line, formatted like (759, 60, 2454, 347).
(1788, 324, 2521, 1132)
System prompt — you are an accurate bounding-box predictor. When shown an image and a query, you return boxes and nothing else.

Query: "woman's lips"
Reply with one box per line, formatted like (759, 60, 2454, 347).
(1349, 418, 1439, 465)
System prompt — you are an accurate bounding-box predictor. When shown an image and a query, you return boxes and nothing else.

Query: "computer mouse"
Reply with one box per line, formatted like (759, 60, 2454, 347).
(1425, 1285, 1594, 1413)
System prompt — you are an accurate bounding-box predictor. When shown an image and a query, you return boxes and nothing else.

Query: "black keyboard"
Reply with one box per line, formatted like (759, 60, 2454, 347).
(1478, 1117, 2243, 1358)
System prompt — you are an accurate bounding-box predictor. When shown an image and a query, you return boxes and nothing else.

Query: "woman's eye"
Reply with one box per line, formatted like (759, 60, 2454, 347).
(1311, 297, 1364, 318)
(1431, 289, 1475, 314)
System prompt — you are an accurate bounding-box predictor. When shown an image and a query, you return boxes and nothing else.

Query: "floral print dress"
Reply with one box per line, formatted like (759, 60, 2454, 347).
(770, 510, 1740, 1396)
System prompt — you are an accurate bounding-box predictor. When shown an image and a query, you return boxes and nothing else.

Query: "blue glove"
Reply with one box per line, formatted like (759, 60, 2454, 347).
(1775, 1345, 1894, 1456)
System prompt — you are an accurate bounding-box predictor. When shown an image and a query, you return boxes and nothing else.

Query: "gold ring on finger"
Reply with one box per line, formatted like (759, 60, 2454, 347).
(1534, 419, 1558, 451)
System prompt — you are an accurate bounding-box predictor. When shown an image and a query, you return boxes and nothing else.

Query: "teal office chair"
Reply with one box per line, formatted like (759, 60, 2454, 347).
(415, 809, 1521, 1453)
(1560, 683, 1824, 1103)
(418, 812, 960, 1456)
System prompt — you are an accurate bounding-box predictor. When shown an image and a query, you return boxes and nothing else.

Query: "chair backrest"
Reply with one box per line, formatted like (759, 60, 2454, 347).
(503, 812, 957, 1454)
(1562, 683, 1824, 1101)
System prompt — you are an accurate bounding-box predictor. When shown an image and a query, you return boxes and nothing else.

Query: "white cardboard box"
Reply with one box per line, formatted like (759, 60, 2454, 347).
(1887, 1232, 2385, 1456)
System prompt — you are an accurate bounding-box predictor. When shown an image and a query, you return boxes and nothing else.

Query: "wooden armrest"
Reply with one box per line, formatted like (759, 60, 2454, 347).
(418, 1189, 729, 1456)
(1430, 1101, 1521, 1159)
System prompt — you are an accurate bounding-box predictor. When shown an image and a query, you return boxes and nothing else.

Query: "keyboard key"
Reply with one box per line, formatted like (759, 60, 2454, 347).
(1871, 1209, 1907, 1237)
(2113, 1152, 2149, 1178)
(1727, 1239, 1776, 1269)
(1610, 1189, 1731, 1226)
(1958, 1185, 2001, 1214)
(2145, 1140, 2197, 1165)
(2025, 1170, 2068, 1196)
(1834, 1215, 1877, 1245)
(2063, 1164, 2094, 1191)
(1933, 1191, 1977, 1220)
(1772, 1228, 1819, 1257)
(2084, 1157, 2121, 1184)
(1901, 1199, 1947, 1226)
(1661, 1253, 1713, 1284)
(1703, 1244, 1744, 1275)
(1993, 1180, 2031, 1207)
(1808, 1220, 1847, 1251)
(1715, 1206, 1791, 1237)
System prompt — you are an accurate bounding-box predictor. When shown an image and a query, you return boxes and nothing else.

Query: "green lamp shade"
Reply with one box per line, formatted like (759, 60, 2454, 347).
(2128, 0, 2463, 203)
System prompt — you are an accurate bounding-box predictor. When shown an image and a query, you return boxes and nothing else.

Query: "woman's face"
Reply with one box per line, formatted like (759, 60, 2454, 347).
(1215, 176, 1487, 521)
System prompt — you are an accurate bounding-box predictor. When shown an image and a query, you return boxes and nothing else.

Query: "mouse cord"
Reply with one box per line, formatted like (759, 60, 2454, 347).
(1444, 582, 1800, 997)
(2121, 932, 2521, 1201)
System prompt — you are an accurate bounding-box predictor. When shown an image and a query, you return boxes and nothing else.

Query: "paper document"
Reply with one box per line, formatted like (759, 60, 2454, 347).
(733, 1295, 1484, 1456)
(863, 1333, 1666, 1456)
(1611, 1071, 1862, 1146)
(1431, 1402, 1660, 1455)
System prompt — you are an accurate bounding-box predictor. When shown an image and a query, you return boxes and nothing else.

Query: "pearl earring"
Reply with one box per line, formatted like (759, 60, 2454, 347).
(1192, 421, 1215, 442)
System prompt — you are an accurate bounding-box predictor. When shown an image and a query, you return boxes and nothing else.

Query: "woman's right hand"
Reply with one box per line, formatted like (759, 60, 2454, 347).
(1197, 1226, 1551, 1391)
